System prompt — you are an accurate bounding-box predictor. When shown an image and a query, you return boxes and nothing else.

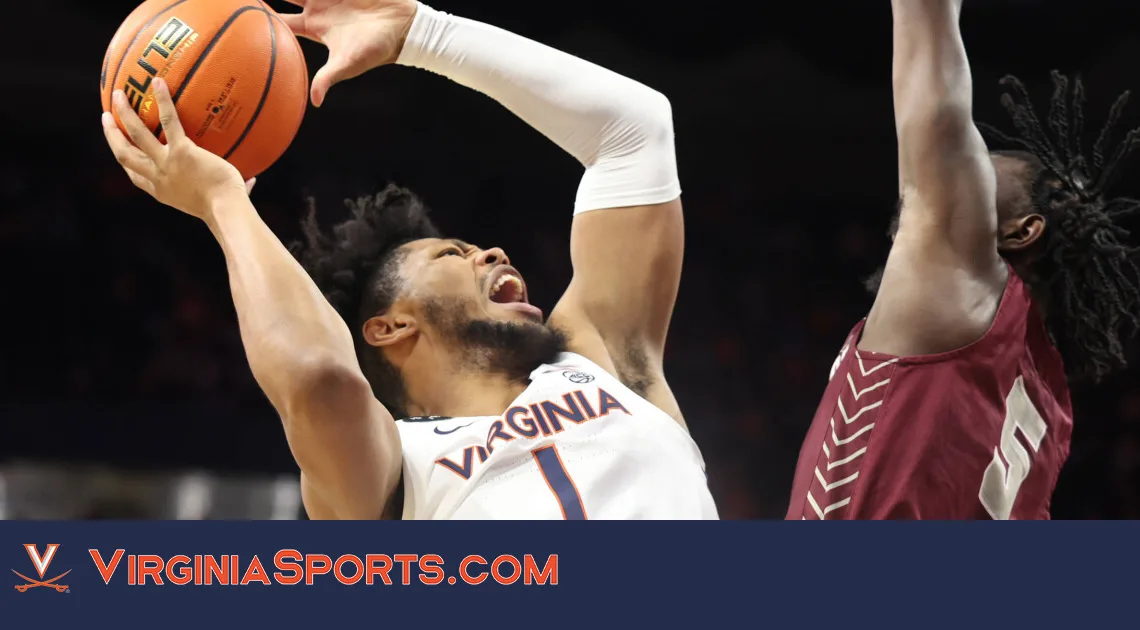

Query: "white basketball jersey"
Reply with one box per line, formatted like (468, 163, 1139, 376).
(396, 353, 718, 520)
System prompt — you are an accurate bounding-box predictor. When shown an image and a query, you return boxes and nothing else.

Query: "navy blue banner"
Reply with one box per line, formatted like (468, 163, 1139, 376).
(2, 522, 1136, 628)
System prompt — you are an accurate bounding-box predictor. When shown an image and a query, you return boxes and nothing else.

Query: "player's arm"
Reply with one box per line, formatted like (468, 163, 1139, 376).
(102, 80, 402, 520)
(207, 192, 403, 520)
(862, 0, 1007, 356)
(396, 5, 685, 423)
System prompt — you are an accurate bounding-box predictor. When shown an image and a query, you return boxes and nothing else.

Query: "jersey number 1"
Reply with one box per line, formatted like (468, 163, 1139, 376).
(532, 445, 588, 520)
(978, 376, 1048, 520)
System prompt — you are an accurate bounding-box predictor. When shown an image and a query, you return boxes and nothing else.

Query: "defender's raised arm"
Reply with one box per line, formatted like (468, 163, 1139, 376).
(863, 0, 1005, 356)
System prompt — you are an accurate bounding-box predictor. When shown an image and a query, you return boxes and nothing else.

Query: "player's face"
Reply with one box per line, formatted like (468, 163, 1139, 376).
(387, 238, 567, 378)
(396, 238, 545, 327)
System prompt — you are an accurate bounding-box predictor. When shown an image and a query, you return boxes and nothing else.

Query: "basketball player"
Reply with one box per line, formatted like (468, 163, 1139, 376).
(101, 0, 718, 519)
(786, 0, 1140, 519)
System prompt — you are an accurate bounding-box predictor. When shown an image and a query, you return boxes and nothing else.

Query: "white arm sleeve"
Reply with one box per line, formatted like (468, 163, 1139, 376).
(396, 3, 681, 214)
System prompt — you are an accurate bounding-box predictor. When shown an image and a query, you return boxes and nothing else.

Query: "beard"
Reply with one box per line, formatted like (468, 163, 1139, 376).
(423, 297, 569, 382)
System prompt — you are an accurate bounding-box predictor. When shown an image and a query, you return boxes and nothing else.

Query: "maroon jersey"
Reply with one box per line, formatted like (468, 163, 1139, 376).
(786, 271, 1073, 520)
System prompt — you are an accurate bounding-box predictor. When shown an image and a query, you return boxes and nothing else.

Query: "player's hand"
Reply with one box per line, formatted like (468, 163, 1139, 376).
(278, 0, 419, 107)
(102, 78, 253, 220)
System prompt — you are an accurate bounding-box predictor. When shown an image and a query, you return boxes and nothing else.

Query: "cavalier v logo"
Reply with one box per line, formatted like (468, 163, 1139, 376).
(13, 544, 70, 593)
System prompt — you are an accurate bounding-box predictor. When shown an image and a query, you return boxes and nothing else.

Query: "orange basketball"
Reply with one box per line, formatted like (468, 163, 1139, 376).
(100, 0, 309, 180)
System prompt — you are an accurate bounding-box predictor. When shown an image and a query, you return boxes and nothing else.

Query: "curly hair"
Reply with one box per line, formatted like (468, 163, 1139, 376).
(979, 71, 1140, 383)
(289, 184, 441, 417)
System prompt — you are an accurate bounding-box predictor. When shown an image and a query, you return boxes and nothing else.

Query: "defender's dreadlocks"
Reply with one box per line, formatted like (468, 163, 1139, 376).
(979, 71, 1140, 383)
(290, 184, 441, 417)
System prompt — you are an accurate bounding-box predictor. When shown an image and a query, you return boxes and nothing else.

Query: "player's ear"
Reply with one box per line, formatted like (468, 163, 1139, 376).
(362, 309, 418, 349)
(998, 213, 1046, 253)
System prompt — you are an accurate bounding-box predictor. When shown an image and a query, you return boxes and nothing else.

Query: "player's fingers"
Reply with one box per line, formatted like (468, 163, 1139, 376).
(245, 177, 257, 195)
(280, 0, 306, 6)
(111, 90, 164, 159)
(276, 12, 317, 41)
(311, 65, 333, 107)
(102, 112, 158, 181)
(151, 78, 186, 144)
(311, 58, 362, 107)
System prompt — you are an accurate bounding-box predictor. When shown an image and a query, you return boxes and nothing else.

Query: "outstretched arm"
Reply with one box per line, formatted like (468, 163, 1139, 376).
(862, 0, 1006, 356)
(397, 4, 685, 422)
(207, 193, 403, 519)
(103, 80, 402, 519)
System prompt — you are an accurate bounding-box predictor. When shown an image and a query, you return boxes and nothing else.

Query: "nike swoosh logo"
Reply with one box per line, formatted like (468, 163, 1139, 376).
(434, 422, 477, 435)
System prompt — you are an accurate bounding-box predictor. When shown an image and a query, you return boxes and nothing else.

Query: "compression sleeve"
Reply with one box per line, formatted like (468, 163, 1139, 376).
(396, 3, 681, 214)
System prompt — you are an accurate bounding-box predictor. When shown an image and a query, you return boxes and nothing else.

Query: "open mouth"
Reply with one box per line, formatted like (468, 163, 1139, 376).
(485, 265, 543, 320)
(487, 266, 528, 304)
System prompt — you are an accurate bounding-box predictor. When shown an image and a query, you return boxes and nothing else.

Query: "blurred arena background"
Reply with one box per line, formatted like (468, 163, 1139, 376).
(0, 0, 1137, 519)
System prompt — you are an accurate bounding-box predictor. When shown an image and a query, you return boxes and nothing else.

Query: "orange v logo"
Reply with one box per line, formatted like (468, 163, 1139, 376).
(13, 544, 70, 593)
(25, 544, 58, 578)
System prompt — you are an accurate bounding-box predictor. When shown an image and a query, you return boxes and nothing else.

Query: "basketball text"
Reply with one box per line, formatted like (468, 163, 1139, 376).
(123, 17, 199, 114)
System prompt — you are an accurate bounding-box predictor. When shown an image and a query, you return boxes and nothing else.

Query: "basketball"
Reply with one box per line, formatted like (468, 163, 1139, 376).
(100, 0, 309, 180)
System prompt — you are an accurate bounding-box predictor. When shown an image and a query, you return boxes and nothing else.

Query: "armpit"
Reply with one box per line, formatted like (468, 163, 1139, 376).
(612, 341, 654, 398)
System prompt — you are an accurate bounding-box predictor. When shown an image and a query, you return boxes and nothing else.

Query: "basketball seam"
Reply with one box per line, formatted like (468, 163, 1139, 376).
(260, 2, 309, 84)
(256, 0, 304, 67)
(100, 54, 110, 92)
(154, 5, 264, 139)
(223, 7, 277, 160)
(269, 11, 310, 92)
(262, 6, 304, 56)
(105, 0, 191, 111)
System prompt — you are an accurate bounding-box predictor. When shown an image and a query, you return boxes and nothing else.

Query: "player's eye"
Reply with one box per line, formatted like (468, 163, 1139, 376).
(438, 248, 463, 258)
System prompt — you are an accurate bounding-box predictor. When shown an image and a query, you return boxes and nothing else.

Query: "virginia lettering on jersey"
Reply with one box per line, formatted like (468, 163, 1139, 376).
(435, 388, 630, 480)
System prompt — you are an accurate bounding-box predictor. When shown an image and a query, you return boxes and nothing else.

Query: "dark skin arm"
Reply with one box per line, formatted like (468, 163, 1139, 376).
(860, 0, 1007, 357)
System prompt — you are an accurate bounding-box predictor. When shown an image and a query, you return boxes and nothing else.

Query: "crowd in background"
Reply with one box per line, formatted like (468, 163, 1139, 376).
(1, 0, 1138, 519)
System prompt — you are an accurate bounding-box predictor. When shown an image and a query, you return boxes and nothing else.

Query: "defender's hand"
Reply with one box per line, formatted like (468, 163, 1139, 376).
(279, 0, 419, 107)
(102, 78, 252, 219)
